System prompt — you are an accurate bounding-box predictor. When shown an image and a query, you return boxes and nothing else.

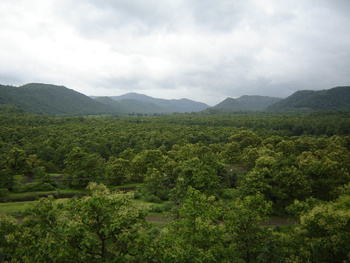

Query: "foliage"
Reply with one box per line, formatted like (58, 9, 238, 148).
(286, 195, 350, 262)
(0, 83, 115, 116)
(147, 187, 227, 262)
(64, 147, 105, 188)
(0, 105, 350, 261)
(223, 193, 273, 262)
(0, 183, 149, 262)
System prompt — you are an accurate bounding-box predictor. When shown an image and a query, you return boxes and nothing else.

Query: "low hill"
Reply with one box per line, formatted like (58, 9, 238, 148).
(95, 97, 166, 114)
(0, 83, 115, 116)
(212, 95, 282, 111)
(94, 92, 210, 113)
(237, 95, 282, 111)
(211, 98, 249, 111)
(267, 86, 350, 112)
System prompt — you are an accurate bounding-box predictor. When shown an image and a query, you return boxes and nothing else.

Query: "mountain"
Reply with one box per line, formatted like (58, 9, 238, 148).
(94, 92, 210, 113)
(0, 83, 115, 116)
(236, 95, 282, 111)
(211, 95, 282, 111)
(211, 98, 249, 111)
(267, 86, 350, 112)
(95, 97, 166, 114)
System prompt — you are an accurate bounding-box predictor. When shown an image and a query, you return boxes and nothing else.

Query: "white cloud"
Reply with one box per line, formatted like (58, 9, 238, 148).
(1, 0, 350, 105)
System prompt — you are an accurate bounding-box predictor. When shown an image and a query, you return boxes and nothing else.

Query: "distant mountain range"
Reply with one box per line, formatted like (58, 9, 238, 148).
(211, 95, 282, 111)
(1, 83, 349, 116)
(93, 93, 209, 114)
(0, 83, 209, 115)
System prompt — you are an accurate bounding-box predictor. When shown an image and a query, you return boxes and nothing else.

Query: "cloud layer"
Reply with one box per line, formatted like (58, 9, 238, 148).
(1, 0, 350, 105)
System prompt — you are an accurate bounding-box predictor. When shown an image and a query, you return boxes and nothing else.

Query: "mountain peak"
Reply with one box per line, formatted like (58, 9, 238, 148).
(266, 86, 350, 112)
(212, 95, 282, 111)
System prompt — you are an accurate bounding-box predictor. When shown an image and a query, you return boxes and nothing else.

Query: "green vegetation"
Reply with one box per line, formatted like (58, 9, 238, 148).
(95, 93, 209, 114)
(0, 105, 350, 261)
(212, 95, 282, 111)
(0, 200, 38, 215)
(267, 86, 350, 112)
(0, 84, 209, 116)
(0, 83, 115, 116)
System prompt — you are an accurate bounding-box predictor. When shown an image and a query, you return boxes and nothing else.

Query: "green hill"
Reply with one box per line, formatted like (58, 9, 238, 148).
(94, 92, 210, 113)
(0, 83, 115, 116)
(212, 95, 282, 111)
(267, 86, 350, 112)
(95, 97, 167, 114)
(237, 95, 282, 111)
(211, 98, 249, 111)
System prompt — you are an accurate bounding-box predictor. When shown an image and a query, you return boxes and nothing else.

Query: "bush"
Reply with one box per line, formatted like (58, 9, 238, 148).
(12, 182, 25, 193)
(0, 188, 9, 197)
(220, 188, 238, 200)
(145, 195, 162, 203)
(24, 182, 55, 192)
(149, 202, 172, 213)
(133, 189, 143, 199)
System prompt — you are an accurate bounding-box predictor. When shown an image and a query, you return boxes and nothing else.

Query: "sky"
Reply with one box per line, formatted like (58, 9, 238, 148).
(1, 0, 350, 106)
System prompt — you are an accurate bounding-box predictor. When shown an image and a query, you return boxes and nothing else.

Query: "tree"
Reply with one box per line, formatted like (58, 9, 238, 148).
(170, 157, 221, 206)
(223, 193, 273, 262)
(5, 147, 27, 175)
(142, 168, 169, 200)
(105, 157, 130, 185)
(0, 183, 149, 262)
(63, 183, 148, 261)
(148, 187, 227, 262)
(64, 147, 105, 188)
(130, 150, 165, 182)
(288, 195, 350, 262)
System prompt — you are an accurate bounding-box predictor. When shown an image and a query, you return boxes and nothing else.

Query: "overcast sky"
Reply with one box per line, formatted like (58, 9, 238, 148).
(1, 0, 350, 105)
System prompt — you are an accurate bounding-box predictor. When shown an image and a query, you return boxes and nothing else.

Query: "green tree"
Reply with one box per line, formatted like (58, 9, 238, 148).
(64, 147, 105, 188)
(149, 187, 227, 262)
(130, 150, 165, 182)
(63, 183, 148, 261)
(223, 194, 273, 263)
(5, 147, 27, 175)
(105, 157, 130, 185)
(288, 195, 350, 262)
(0, 183, 149, 262)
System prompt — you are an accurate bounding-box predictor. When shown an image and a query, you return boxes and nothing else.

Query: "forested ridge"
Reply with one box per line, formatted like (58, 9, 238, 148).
(266, 86, 350, 112)
(1, 105, 350, 262)
(0, 83, 117, 116)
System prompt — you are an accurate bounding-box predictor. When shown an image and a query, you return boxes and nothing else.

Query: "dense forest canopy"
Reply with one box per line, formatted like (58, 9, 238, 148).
(0, 105, 350, 262)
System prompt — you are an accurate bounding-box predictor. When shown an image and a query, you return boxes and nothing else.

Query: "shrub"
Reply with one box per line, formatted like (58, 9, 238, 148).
(145, 195, 162, 203)
(24, 182, 55, 192)
(0, 188, 9, 197)
(149, 202, 172, 213)
(221, 188, 238, 200)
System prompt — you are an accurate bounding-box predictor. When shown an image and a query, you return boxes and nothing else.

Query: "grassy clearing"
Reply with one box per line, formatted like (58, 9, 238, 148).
(2, 189, 89, 202)
(0, 201, 38, 215)
(0, 198, 69, 217)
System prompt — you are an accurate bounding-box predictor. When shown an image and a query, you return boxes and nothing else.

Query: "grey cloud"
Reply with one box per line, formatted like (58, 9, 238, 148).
(1, 0, 350, 105)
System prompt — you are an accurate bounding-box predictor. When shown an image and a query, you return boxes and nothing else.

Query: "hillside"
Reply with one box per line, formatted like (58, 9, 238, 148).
(0, 83, 115, 116)
(95, 97, 166, 114)
(267, 86, 350, 112)
(211, 95, 282, 111)
(94, 92, 210, 113)
(211, 98, 249, 111)
(236, 95, 282, 111)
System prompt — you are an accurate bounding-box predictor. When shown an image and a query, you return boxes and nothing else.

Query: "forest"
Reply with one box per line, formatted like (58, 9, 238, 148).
(1, 104, 350, 262)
